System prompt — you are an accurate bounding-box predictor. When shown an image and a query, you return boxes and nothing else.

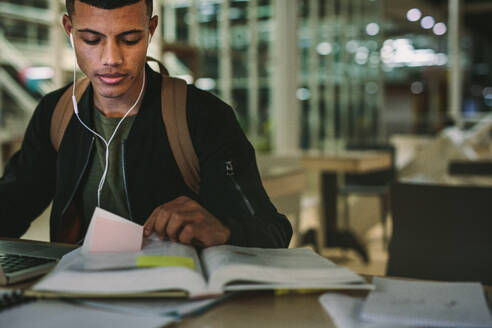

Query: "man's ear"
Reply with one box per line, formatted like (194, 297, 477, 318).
(149, 15, 159, 38)
(62, 14, 72, 38)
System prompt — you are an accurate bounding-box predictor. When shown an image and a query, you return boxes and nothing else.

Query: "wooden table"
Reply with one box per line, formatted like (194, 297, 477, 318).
(5, 261, 492, 328)
(173, 291, 338, 328)
(302, 151, 392, 173)
(302, 151, 392, 261)
(174, 284, 492, 328)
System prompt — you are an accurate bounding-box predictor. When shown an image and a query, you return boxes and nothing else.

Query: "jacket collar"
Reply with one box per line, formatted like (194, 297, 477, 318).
(126, 64, 162, 143)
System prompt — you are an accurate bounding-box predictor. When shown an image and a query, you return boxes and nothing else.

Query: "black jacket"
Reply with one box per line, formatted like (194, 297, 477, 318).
(0, 66, 292, 248)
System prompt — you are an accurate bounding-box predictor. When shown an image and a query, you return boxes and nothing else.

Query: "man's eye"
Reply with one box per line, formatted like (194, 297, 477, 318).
(83, 39, 100, 45)
(122, 38, 141, 45)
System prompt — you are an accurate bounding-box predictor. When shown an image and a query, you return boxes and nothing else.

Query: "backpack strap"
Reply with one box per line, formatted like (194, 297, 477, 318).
(146, 56, 169, 76)
(161, 76, 200, 194)
(50, 78, 90, 151)
(50, 79, 89, 244)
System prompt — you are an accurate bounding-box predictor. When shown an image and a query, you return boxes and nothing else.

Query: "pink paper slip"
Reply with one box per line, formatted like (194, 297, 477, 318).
(82, 207, 143, 253)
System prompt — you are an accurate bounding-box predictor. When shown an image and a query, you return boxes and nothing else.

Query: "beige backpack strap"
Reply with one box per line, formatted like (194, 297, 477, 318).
(146, 56, 170, 76)
(161, 76, 200, 194)
(50, 77, 90, 151)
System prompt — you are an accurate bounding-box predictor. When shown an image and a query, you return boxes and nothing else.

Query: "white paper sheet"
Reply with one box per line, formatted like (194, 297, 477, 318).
(360, 277, 492, 327)
(0, 300, 176, 328)
(319, 293, 413, 328)
(83, 207, 143, 253)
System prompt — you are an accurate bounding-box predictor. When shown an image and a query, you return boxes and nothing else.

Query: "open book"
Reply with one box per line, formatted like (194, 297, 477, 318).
(29, 236, 372, 298)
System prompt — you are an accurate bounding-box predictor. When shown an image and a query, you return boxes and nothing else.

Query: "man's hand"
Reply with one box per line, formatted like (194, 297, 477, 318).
(143, 196, 230, 247)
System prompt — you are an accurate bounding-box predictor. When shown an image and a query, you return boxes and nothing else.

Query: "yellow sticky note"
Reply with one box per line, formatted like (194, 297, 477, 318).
(136, 256, 195, 269)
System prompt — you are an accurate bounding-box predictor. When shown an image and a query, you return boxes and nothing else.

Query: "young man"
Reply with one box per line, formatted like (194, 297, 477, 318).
(0, 0, 292, 248)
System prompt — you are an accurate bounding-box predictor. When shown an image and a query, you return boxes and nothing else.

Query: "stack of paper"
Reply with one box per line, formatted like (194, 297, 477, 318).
(361, 278, 492, 327)
(319, 293, 407, 328)
(76, 295, 230, 318)
(0, 300, 175, 328)
(319, 277, 492, 328)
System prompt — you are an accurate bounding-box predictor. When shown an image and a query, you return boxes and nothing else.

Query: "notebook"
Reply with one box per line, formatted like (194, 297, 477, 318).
(0, 239, 77, 285)
(29, 238, 373, 298)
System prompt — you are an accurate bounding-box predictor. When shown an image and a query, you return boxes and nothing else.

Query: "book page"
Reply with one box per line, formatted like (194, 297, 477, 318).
(63, 236, 203, 273)
(201, 245, 365, 292)
(33, 238, 208, 296)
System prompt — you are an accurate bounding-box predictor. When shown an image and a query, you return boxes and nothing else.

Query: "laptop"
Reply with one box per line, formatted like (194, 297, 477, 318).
(0, 239, 77, 285)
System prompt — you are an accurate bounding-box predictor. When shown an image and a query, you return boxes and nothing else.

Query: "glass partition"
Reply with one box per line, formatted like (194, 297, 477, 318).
(162, 0, 384, 152)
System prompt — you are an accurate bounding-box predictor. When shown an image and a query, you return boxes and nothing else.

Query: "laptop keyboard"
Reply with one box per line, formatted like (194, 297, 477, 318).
(0, 253, 55, 274)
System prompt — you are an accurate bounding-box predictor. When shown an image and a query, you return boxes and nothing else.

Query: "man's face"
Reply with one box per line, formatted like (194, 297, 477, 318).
(63, 1, 157, 100)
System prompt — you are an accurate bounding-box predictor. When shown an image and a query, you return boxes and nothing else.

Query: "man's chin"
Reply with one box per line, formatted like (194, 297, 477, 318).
(98, 90, 126, 99)
(93, 83, 128, 99)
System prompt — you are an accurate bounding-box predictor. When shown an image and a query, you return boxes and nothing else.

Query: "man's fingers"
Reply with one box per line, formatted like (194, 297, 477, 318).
(154, 209, 172, 239)
(143, 196, 229, 247)
(143, 197, 195, 239)
(166, 211, 197, 241)
(166, 212, 186, 241)
(143, 213, 157, 237)
(178, 224, 194, 245)
(144, 207, 172, 239)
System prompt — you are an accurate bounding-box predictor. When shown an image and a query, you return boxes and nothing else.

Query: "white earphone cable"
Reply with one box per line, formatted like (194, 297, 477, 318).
(70, 33, 146, 207)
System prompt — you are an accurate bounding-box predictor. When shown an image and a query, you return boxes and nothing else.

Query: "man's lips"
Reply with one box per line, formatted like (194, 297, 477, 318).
(97, 74, 127, 85)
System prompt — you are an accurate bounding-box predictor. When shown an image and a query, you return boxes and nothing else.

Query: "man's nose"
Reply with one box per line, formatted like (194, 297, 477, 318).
(102, 40, 123, 66)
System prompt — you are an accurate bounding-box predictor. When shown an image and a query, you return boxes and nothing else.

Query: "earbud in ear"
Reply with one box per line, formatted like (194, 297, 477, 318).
(148, 34, 152, 44)
(69, 33, 74, 48)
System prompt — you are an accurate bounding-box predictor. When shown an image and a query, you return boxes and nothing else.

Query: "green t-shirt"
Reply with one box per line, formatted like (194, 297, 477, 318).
(78, 109, 136, 229)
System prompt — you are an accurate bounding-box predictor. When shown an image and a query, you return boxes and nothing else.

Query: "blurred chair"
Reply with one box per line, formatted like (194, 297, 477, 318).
(448, 160, 492, 176)
(387, 181, 492, 285)
(338, 144, 396, 247)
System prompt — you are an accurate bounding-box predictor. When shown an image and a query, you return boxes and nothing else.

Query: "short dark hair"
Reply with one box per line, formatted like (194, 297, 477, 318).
(66, 0, 153, 17)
